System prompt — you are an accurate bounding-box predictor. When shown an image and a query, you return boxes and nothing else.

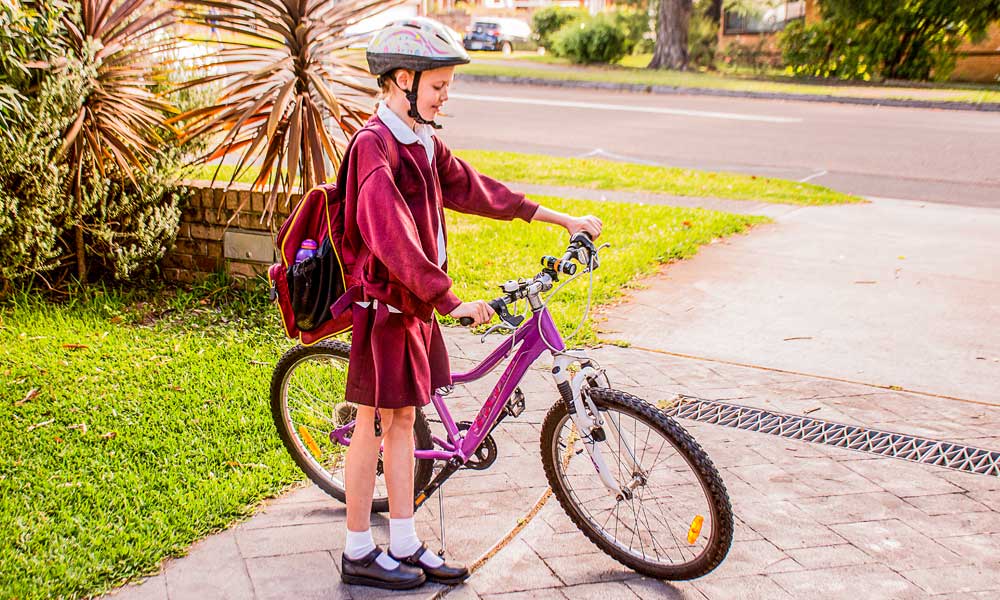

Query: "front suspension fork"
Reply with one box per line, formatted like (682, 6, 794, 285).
(553, 357, 640, 500)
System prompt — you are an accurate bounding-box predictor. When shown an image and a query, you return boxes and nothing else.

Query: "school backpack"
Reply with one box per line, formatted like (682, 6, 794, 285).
(267, 123, 398, 346)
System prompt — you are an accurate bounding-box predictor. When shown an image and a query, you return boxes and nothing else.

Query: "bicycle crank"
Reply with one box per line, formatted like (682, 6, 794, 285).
(457, 421, 498, 470)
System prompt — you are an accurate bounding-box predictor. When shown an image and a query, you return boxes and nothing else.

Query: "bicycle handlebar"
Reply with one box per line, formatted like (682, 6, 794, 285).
(458, 232, 599, 327)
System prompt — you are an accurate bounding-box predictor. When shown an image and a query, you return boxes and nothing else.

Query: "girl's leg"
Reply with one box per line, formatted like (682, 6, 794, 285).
(340, 408, 426, 589)
(382, 406, 416, 519)
(383, 406, 445, 568)
(345, 405, 392, 532)
(383, 405, 466, 580)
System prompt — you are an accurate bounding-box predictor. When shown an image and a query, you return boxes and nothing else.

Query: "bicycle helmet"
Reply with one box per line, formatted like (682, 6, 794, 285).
(366, 17, 470, 129)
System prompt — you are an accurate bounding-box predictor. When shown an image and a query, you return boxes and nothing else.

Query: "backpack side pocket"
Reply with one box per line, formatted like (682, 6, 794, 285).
(268, 264, 299, 339)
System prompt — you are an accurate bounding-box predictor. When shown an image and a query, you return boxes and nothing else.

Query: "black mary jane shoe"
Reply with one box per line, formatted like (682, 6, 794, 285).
(341, 547, 426, 590)
(389, 544, 470, 585)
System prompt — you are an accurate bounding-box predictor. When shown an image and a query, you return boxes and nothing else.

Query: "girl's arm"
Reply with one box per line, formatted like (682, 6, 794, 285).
(435, 140, 538, 222)
(434, 140, 602, 238)
(533, 206, 603, 240)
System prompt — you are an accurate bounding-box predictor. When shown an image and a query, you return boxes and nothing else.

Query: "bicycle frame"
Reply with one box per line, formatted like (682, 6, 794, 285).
(328, 296, 630, 503)
(329, 304, 565, 463)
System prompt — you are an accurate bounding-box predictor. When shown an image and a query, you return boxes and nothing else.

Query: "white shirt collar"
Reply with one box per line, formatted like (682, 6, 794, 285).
(377, 102, 435, 164)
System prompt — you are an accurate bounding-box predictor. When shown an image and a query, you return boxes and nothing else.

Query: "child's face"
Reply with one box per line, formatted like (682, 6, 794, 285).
(395, 66, 455, 122)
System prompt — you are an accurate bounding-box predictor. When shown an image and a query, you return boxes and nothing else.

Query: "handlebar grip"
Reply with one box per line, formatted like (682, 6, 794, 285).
(459, 316, 474, 326)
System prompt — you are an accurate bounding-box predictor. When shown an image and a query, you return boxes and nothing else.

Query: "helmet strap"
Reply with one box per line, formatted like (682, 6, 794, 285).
(395, 70, 443, 130)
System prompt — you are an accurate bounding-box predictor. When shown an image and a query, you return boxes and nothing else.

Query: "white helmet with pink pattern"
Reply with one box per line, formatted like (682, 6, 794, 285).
(366, 17, 469, 128)
(366, 17, 470, 78)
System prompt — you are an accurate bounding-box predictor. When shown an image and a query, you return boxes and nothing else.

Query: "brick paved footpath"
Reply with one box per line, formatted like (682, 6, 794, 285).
(106, 327, 1000, 600)
(103, 185, 1000, 599)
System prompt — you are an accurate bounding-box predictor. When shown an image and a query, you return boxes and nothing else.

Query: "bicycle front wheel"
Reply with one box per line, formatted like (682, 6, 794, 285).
(270, 341, 434, 513)
(540, 387, 734, 580)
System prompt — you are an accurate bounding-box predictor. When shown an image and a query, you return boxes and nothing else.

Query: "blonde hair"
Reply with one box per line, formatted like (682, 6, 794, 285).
(376, 69, 413, 102)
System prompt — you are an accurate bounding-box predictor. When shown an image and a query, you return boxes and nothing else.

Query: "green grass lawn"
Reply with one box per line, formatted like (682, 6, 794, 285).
(460, 55, 1000, 105)
(0, 196, 764, 598)
(453, 151, 860, 206)
(0, 283, 299, 599)
(190, 150, 860, 206)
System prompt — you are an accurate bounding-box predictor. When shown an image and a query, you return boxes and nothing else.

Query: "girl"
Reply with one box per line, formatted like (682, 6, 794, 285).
(339, 17, 602, 590)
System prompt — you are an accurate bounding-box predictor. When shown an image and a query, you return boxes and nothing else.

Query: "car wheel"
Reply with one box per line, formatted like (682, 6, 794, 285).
(501, 41, 513, 55)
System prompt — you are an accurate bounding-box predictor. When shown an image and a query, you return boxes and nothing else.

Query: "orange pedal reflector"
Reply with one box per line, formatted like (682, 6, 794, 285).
(687, 515, 705, 544)
(298, 426, 322, 459)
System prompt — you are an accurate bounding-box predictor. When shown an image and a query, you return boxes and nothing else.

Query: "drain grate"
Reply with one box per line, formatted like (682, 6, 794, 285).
(662, 396, 1000, 477)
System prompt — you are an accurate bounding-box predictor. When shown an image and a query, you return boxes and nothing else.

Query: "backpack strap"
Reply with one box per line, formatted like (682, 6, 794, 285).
(370, 118, 400, 178)
(345, 120, 401, 289)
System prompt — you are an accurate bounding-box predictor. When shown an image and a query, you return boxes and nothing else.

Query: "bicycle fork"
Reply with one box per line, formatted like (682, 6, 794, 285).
(553, 355, 641, 501)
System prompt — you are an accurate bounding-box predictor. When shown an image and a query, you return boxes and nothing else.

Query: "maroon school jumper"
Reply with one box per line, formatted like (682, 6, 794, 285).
(341, 116, 539, 409)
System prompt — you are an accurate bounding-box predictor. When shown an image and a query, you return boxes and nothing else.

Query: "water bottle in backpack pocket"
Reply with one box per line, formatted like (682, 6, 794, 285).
(288, 237, 344, 332)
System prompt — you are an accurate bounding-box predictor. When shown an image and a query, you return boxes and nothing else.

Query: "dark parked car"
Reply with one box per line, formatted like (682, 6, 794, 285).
(462, 18, 533, 54)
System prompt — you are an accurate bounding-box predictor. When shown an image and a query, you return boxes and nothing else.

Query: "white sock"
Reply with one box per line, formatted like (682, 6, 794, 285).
(390, 517, 443, 567)
(345, 528, 399, 569)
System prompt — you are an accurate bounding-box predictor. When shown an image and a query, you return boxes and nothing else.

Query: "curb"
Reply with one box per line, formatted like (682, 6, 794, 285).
(456, 73, 1000, 113)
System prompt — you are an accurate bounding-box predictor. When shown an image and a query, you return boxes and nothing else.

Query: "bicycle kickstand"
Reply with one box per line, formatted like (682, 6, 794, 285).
(437, 479, 447, 557)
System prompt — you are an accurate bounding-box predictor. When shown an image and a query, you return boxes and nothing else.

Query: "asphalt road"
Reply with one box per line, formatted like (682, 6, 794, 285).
(439, 81, 1000, 207)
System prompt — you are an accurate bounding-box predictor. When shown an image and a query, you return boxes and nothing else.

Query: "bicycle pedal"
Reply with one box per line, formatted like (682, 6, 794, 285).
(506, 387, 526, 418)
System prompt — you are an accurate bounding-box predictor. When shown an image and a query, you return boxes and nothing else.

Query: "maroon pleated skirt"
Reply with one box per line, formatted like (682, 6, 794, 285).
(346, 301, 452, 409)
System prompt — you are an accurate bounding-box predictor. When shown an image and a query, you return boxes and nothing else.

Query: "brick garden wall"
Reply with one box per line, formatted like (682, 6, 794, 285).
(163, 182, 300, 284)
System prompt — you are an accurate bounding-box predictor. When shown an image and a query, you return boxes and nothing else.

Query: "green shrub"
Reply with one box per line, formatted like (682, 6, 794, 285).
(0, 60, 87, 286)
(79, 149, 191, 282)
(688, 12, 719, 69)
(610, 8, 651, 55)
(0, 1, 196, 288)
(532, 6, 587, 49)
(553, 16, 629, 64)
(0, 0, 68, 130)
(780, 20, 880, 81)
(778, 0, 997, 81)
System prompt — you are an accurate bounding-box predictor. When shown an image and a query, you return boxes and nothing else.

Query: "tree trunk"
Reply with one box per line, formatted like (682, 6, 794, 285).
(74, 160, 86, 283)
(649, 0, 693, 70)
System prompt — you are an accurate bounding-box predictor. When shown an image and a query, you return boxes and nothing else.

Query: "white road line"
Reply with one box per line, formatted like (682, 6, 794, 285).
(799, 169, 828, 183)
(450, 93, 803, 124)
(579, 149, 661, 166)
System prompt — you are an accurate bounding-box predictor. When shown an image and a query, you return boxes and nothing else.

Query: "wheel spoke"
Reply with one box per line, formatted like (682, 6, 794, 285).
(545, 392, 732, 576)
(274, 346, 434, 511)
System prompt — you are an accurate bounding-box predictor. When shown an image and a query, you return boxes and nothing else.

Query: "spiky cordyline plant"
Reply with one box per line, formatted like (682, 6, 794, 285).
(58, 0, 178, 280)
(175, 0, 403, 220)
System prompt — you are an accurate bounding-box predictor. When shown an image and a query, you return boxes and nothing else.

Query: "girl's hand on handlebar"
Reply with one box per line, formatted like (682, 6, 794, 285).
(450, 300, 494, 326)
(566, 215, 602, 240)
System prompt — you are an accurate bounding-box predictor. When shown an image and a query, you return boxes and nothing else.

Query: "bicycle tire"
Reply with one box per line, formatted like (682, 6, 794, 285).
(270, 340, 435, 513)
(540, 387, 734, 580)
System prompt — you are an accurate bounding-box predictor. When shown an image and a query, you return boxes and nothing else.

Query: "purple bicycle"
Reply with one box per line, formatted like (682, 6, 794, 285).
(270, 233, 734, 580)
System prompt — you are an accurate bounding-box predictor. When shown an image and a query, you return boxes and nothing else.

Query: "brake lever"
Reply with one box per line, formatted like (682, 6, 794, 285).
(490, 298, 524, 328)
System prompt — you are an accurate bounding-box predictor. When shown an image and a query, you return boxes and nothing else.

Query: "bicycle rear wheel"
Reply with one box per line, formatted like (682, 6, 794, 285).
(540, 387, 733, 580)
(270, 341, 434, 513)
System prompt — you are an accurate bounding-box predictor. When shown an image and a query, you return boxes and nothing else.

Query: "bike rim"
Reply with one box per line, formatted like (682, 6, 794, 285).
(279, 352, 391, 503)
(550, 406, 718, 570)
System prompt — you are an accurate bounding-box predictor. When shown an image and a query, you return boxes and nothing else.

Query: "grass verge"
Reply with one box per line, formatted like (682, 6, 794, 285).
(0, 197, 764, 598)
(459, 57, 1000, 105)
(0, 280, 298, 600)
(452, 151, 859, 206)
(190, 150, 860, 206)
